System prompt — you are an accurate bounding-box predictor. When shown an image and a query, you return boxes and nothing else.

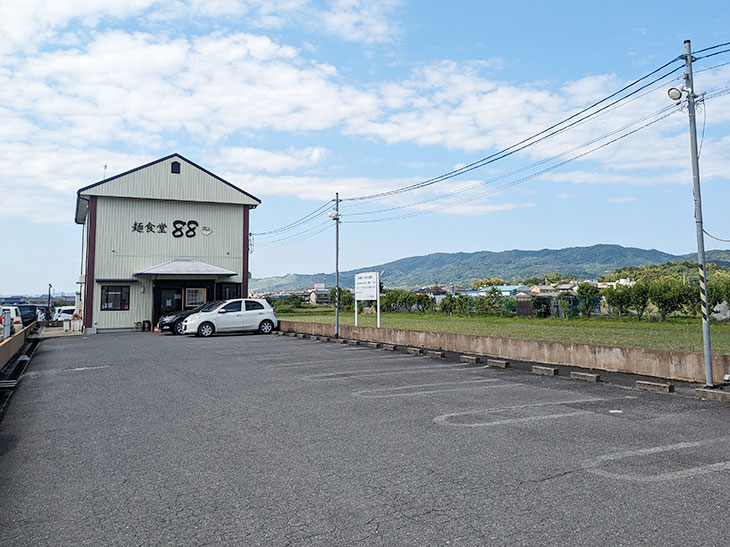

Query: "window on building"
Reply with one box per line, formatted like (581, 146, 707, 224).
(217, 283, 241, 300)
(101, 286, 130, 311)
(185, 288, 206, 308)
(171, 161, 181, 174)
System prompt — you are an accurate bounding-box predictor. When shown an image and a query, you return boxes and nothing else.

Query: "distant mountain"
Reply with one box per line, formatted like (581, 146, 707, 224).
(249, 244, 730, 292)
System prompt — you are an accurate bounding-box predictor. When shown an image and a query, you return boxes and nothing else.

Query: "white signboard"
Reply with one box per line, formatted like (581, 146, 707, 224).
(355, 272, 379, 300)
(354, 271, 380, 328)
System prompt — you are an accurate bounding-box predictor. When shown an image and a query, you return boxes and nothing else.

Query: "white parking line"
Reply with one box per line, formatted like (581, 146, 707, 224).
(302, 364, 489, 381)
(583, 438, 730, 482)
(270, 356, 420, 369)
(434, 396, 635, 427)
(353, 379, 519, 398)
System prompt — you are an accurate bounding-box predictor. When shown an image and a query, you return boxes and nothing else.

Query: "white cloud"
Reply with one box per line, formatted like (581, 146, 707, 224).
(216, 146, 329, 173)
(606, 196, 637, 203)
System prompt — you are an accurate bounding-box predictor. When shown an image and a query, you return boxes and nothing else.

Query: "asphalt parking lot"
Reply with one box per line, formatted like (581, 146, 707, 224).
(2, 332, 730, 546)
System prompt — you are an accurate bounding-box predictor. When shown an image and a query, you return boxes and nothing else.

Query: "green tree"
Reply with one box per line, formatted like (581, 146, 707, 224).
(414, 294, 435, 312)
(440, 294, 456, 314)
(708, 273, 730, 309)
(648, 276, 687, 321)
(543, 272, 563, 284)
(500, 297, 516, 316)
(473, 287, 501, 315)
(455, 294, 471, 315)
(471, 277, 505, 289)
(329, 287, 354, 310)
(576, 283, 600, 318)
(522, 276, 542, 286)
(602, 284, 632, 321)
(630, 281, 650, 321)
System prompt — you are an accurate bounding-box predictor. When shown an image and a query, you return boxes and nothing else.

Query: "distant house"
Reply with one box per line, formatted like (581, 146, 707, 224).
(556, 282, 578, 293)
(308, 289, 331, 305)
(530, 285, 555, 294)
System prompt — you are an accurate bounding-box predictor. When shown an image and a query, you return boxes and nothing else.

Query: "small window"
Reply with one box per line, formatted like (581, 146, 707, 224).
(221, 301, 241, 313)
(185, 288, 206, 308)
(245, 300, 265, 311)
(171, 161, 181, 174)
(101, 286, 130, 311)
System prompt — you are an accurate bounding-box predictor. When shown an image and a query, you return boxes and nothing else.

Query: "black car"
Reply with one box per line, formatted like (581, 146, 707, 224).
(16, 304, 39, 326)
(158, 300, 223, 335)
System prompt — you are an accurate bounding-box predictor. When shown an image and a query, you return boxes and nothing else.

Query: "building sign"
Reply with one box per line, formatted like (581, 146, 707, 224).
(131, 220, 211, 238)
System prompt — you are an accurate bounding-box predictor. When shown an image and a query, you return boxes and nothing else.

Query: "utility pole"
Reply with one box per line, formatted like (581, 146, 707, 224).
(329, 193, 341, 338)
(682, 39, 714, 387)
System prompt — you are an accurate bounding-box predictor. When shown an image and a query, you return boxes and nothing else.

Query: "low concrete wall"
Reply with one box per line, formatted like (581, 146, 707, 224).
(0, 323, 33, 370)
(279, 320, 730, 383)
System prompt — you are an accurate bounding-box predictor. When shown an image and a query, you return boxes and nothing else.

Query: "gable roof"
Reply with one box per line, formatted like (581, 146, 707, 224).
(75, 153, 260, 223)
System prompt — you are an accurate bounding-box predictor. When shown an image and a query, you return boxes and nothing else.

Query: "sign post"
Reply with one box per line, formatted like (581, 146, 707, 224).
(354, 272, 380, 328)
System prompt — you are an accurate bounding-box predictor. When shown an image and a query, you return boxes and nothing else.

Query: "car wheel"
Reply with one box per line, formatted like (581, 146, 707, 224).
(173, 320, 184, 335)
(197, 322, 214, 337)
(258, 320, 274, 334)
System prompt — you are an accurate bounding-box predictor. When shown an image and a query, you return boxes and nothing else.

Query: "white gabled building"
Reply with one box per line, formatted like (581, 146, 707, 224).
(75, 154, 260, 333)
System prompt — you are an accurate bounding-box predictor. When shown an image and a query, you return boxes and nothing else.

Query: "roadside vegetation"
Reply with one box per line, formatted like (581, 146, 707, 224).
(271, 260, 730, 354)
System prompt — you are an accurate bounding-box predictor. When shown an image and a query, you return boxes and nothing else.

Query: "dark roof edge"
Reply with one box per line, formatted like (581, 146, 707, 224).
(76, 153, 261, 205)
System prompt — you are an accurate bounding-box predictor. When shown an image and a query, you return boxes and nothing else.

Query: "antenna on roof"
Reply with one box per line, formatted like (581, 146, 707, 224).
(103, 164, 108, 180)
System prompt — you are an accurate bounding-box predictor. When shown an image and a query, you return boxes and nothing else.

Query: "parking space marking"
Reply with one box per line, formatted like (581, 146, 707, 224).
(353, 379, 518, 398)
(269, 356, 419, 369)
(434, 396, 634, 427)
(583, 437, 730, 482)
(302, 364, 489, 381)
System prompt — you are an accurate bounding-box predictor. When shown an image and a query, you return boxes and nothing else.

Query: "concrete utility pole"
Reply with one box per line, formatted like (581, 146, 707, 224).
(331, 193, 341, 338)
(682, 39, 714, 387)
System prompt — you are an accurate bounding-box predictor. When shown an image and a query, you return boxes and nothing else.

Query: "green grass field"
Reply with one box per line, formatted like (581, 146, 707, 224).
(277, 308, 730, 354)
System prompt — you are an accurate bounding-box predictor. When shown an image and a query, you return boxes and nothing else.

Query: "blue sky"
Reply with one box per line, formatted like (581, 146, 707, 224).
(1, 1, 729, 294)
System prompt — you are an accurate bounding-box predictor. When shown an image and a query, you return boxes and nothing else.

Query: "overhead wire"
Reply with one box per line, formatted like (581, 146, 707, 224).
(342, 56, 685, 203)
(343, 89, 681, 219)
(251, 200, 333, 236)
(343, 109, 680, 224)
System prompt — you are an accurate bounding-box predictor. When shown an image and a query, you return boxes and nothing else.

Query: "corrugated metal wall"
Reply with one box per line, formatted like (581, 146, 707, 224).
(82, 157, 259, 206)
(90, 196, 244, 329)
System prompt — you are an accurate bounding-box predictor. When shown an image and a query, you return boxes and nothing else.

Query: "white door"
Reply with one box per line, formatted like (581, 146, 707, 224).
(216, 300, 244, 332)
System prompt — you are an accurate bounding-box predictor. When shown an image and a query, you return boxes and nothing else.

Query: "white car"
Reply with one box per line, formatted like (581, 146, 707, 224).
(182, 298, 278, 337)
(53, 306, 76, 321)
(0, 306, 24, 335)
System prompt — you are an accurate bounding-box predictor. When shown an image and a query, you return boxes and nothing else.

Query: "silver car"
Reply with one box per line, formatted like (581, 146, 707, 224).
(182, 298, 278, 337)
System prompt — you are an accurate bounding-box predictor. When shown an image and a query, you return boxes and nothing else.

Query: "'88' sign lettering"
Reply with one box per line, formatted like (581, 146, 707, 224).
(172, 220, 199, 238)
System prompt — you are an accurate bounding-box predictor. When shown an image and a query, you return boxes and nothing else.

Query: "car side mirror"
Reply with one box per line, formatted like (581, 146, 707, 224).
(218, 309, 227, 314)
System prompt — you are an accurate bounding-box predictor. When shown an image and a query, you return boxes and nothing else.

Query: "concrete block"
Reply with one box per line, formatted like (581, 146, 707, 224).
(426, 350, 445, 359)
(367, 342, 381, 349)
(276, 331, 285, 336)
(460, 355, 481, 365)
(382, 344, 397, 351)
(695, 388, 730, 402)
(570, 371, 601, 383)
(532, 365, 558, 376)
(286, 332, 297, 337)
(407, 347, 423, 355)
(635, 380, 674, 393)
(318, 336, 330, 342)
(487, 358, 510, 369)
(347, 339, 360, 346)
(335, 338, 348, 344)
(296, 333, 306, 339)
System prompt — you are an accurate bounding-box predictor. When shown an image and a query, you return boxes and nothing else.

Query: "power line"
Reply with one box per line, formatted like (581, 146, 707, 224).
(251, 200, 333, 236)
(693, 41, 730, 54)
(343, 109, 679, 224)
(342, 56, 684, 203)
(696, 48, 730, 61)
(343, 100, 681, 219)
